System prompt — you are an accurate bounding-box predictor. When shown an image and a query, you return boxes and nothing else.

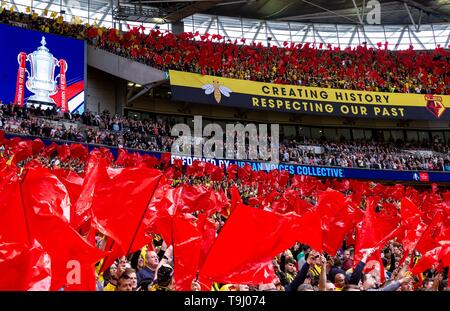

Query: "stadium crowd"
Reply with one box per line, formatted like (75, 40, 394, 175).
(1, 7, 450, 293)
(1, 132, 449, 291)
(0, 8, 449, 95)
(1, 103, 449, 171)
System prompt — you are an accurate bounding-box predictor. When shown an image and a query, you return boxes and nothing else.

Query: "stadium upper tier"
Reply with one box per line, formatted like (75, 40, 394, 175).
(1, 9, 449, 96)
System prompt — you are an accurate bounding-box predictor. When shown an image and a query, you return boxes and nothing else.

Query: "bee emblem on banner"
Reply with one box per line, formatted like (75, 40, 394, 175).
(202, 80, 232, 104)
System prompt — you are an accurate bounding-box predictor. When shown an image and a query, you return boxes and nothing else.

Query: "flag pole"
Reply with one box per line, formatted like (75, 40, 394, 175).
(18, 168, 32, 246)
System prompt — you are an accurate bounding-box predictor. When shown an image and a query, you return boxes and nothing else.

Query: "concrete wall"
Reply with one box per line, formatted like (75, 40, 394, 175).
(87, 45, 166, 85)
(85, 66, 126, 114)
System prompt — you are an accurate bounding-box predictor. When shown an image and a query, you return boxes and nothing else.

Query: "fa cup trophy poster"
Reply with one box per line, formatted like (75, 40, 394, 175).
(0, 23, 85, 113)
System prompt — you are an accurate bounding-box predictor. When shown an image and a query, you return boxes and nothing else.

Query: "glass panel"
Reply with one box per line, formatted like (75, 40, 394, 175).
(431, 131, 444, 143)
(444, 131, 450, 142)
(406, 130, 418, 142)
(323, 128, 337, 140)
(337, 128, 351, 141)
(364, 129, 373, 140)
(352, 129, 365, 140)
(310, 127, 324, 140)
(418, 131, 430, 142)
(383, 130, 392, 142)
(297, 126, 311, 140)
(391, 130, 404, 141)
(283, 125, 296, 138)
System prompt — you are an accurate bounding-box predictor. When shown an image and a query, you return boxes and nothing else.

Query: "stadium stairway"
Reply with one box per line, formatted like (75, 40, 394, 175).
(87, 45, 167, 86)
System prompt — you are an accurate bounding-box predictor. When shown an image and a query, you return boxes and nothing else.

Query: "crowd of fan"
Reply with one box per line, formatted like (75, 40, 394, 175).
(0, 9, 449, 94)
(104, 236, 448, 292)
(1, 128, 449, 291)
(1, 103, 449, 171)
(1, 7, 450, 294)
(281, 139, 450, 171)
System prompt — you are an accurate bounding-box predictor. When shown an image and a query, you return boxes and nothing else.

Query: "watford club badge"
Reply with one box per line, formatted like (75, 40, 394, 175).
(425, 94, 445, 118)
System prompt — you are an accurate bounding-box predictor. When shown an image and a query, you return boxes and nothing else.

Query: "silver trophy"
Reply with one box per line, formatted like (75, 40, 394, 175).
(22, 36, 65, 108)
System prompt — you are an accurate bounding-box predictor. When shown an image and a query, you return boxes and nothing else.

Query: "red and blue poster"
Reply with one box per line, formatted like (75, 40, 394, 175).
(0, 23, 85, 113)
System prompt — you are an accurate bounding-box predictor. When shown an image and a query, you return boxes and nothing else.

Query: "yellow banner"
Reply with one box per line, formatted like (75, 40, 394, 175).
(169, 70, 449, 120)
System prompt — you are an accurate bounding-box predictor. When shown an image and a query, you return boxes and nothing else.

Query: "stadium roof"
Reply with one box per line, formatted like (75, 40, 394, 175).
(120, 0, 450, 24)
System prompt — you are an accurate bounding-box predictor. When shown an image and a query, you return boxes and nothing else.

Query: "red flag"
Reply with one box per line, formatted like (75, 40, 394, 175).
(69, 143, 88, 161)
(72, 152, 110, 229)
(0, 171, 30, 246)
(316, 190, 354, 254)
(128, 180, 171, 253)
(21, 168, 106, 290)
(415, 213, 443, 255)
(10, 140, 34, 163)
(0, 240, 51, 291)
(226, 164, 238, 180)
(289, 210, 323, 252)
(173, 213, 202, 291)
(323, 199, 363, 255)
(31, 139, 44, 155)
(54, 170, 84, 228)
(401, 198, 423, 229)
(57, 144, 71, 161)
(21, 168, 71, 222)
(197, 213, 217, 270)
(355, 198, 400, 262)
(412, 247, 442, 275)
(81, 165, 162, 266)
(199, 204, 295, 284)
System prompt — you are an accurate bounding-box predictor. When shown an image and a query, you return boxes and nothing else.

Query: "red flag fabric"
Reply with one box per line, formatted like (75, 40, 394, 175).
(199, 204, 294, 284)
(355, 198, 400, 263)
(289, 210, 323, 252)
(69, 143, 88, 161)
(128, 179, 170, 254)
(64, 265, 97, 291)
(401, 198, 423, 229)
(31, 139, 44, 155)
(415, 213, 444, 255)
(0, 240, 51, 291)
(323, 199, 363, 255)
(57, 144, 71, 161)
(21, 168, 71, 222)
(21, 168, 106, 290)
(72, 152, 109, 229)
(197, 213, 217, 270)
(53, 170, 84, 227)
(316, 190, 354, 254)
(80, 165, 162, 267)
(10, 140, 34, 163)
(412, 247, 442, 275)
(0, 171, 30, 246)
(173, 213, 202, 291)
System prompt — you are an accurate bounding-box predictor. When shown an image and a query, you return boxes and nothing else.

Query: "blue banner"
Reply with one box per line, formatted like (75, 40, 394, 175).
(171, 155, 450, 183)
